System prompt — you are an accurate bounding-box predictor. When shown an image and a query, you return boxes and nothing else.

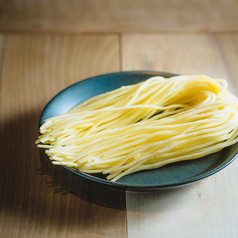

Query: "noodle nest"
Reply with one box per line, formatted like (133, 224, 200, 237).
(36, 75, 238, 182)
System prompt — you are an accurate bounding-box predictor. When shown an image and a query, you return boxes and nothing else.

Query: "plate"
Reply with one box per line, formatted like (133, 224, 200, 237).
(39, 71, 238, 191)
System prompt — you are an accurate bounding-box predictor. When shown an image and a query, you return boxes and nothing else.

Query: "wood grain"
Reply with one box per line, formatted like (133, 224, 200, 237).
(216, 34, 238, 92)
(1, 3, 238, 236)
(0, 34, 126, 238)
(0, 0, 238, 33)
(127, 169, 238, 238)
(122, 33, 237, 89)
(122, 33, 238, 238)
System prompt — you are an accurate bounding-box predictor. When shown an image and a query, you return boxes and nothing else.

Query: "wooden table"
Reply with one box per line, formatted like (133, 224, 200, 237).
(1, 1, 238, 237)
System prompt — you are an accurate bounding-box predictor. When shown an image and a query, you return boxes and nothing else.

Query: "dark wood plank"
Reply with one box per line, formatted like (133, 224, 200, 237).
(0, 34, 126, 238)
(0, 0, 238, 33)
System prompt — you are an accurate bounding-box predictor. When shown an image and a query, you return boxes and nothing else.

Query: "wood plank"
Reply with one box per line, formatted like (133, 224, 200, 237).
(0, 0, 238, 33)
(0, 34, 5, 66)
(122, 33, 235, 84)
(215, 34, 238, 92)
(122, 33, 238, 238)
(0, 34, 126, 238)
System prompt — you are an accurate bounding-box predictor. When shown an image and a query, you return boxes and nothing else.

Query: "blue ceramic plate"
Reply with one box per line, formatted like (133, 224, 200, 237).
(39, 71, 238, 191)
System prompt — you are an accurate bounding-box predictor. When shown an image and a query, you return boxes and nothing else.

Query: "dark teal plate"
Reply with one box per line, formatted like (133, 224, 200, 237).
(39, 71, 238, 191)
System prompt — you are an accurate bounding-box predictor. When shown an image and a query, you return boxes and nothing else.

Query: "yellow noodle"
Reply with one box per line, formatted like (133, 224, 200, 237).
(36, 75, 238, 181)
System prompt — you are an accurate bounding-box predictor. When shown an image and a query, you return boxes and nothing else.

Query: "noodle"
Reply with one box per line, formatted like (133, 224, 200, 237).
(36, 75, 238, 182)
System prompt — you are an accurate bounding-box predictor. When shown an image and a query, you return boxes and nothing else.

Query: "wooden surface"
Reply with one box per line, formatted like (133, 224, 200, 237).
(123, 34, 238, 238)
(0, 34, 125, 238)
(0, 1, 238, 238)
(1, 0, 238, 33)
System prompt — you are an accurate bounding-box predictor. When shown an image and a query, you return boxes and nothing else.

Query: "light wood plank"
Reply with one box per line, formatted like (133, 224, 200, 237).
(215, 34, 238, 92)
(122, 33, 237, 92)
(122, 33, 238, 238)
(0, 0, 238, 33)
(127, 170, 238, 238)
(123, 34, 228, 77)
(0, 34, 126, 238)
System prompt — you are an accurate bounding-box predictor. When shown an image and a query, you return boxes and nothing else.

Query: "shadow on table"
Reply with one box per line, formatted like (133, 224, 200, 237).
(0, 108, 127, 235)
(0, 106, 196, 215)
(38, 146, 196, 213)
(38, 147, 126, 210)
